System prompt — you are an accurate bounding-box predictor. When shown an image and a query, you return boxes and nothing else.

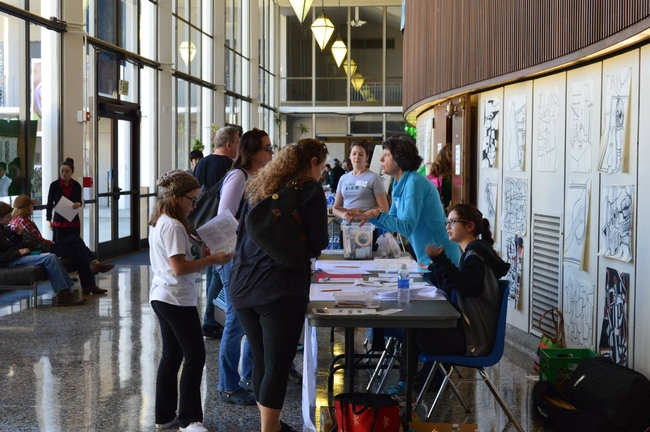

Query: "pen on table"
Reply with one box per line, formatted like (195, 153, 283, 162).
(321, 289, 342, 292)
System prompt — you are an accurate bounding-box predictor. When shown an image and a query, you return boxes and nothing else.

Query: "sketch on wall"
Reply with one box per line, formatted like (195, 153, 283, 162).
(480, 172, 498, 236)
(536, 87, 561, 172)
(502, 233, 523, 309)
(598, 68, 632, 174)
(599, 267, 628, 366)
(502, 177, 528, 235)
(568, 80, 595, 172)
(506, 95, 526, 172)
(481, 98, 500, 168)
(600, 185, 634, 262)
(563, 273, 594, 348)
(564, 180, 591, 269)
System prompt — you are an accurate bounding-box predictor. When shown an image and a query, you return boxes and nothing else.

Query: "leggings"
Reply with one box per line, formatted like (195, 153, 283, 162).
(236, 297, 307, 409)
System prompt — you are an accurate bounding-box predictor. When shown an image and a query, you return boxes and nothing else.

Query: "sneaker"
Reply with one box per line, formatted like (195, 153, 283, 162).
(387, 381, 406, 396)
(155, 416, 179, 429)
(180, 422, 208, 432)
(239, 380, 254, 392)
(55, 289, 86, 306)
(202, 325, 223, 339)
(219, 388, 256, 406)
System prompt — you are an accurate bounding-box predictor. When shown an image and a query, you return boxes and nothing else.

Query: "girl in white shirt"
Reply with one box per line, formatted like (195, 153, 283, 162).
(148, 170, 232, 432)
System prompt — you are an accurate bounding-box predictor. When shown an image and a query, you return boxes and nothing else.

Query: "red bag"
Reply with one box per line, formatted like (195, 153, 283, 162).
(334, 392, 400, 432)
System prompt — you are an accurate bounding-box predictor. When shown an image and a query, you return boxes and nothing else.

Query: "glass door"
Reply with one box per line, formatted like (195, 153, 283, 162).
(96, 106, 140, 258)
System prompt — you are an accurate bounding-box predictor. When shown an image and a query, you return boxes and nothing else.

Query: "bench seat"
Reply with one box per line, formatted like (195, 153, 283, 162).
(0, 258, 78, 307)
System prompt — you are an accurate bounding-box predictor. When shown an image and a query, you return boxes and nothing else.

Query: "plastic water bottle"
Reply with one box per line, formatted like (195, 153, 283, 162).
(397, 263, 410, 304)
(450, 424, 462, 432)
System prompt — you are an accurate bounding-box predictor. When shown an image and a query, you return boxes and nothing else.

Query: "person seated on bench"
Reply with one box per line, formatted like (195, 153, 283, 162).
(10, 195, 114, 295)
(0, 201, 85, 306)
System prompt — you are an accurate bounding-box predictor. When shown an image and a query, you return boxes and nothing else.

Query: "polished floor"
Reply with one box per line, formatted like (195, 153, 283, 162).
(0, 263, 553, 431)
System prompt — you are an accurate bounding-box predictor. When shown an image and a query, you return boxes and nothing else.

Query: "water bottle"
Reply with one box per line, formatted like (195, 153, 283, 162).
(450, 424, 461, 432)
(397, 263, 410, 304)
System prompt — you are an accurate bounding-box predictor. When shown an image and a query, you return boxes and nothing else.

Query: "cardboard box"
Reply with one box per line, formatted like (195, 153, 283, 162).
(408, 422, 478, 432)
(320, 405, 336, 432)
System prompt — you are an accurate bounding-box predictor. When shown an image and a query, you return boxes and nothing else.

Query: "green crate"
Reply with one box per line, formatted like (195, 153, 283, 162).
(538, 348, 597, 389)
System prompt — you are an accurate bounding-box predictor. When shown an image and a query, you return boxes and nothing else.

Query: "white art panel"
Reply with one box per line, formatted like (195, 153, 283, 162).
(502, 177, 528, 235)
(564, 180, 591, 269)
(563, 272, 595, 349)
(481, 98, 500, 168)
(598, 68, 632, 173)
(502, 232, 523, 310)
(536, 87, 562, 172)
(599, 185, 634, 262)
(568, 79, 595, 172)
(480, 171, 498, 236)
(506, 95, 527, 172)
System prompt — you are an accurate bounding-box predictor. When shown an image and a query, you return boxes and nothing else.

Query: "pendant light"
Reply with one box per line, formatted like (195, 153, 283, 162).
(343, 59, 357, 78)
(289, 0, 314, 24)
(351, 72, 365, 92)
(330, 0, 347, 67)
(311, 0, 335, 51)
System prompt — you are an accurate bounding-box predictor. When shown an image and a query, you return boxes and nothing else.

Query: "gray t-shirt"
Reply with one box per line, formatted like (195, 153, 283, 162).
(336, 170, 386, 211)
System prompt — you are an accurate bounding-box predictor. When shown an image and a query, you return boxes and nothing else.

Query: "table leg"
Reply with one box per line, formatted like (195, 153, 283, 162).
(403, 328, 415, 426)
(345, 327, 355, 393)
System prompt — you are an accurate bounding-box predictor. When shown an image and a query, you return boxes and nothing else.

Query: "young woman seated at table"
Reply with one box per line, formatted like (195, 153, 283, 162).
(389, 203, 510, 395)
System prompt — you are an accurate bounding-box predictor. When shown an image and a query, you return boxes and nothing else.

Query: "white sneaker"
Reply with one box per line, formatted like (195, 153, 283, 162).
(180, 422, 208, 432)
(155, 416, 179, 429)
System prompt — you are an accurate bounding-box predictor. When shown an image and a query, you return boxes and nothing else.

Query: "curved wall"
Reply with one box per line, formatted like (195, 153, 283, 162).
(403, 0, 650, 121)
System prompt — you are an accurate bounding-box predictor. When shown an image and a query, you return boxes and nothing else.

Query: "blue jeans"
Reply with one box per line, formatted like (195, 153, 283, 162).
(7, 254, 74, 293)
(203, 265, 223, 328)
(217, 261, 253, 392)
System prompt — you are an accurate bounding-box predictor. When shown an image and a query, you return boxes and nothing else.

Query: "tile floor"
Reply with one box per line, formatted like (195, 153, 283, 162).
(0, 264, 552, 431)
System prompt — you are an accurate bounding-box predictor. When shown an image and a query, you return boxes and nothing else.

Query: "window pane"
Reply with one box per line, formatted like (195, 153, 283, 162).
(281, 78, 312, 103)
(189, 83, 201, 151)
(175, 0, 189, 21)
(30, 1, 59, 19)
(98, 51, 119, 98)
(190, 27, 202, 78)
(121, 61, 138, 103)
(190, 0, 200, 26)
(121, 0, 138, 52)
(176, 79, 190, 168)
(140, 67, 156, 190)
(176, 19, 191, 74)
(386, 6, 403, 106)
(283, 11, 312, 79)
(141, 0, 157, 59)
(97, 0, 118, 45)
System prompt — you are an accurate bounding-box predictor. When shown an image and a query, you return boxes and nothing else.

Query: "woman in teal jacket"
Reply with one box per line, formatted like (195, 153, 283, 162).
(353, 137, 461, 271)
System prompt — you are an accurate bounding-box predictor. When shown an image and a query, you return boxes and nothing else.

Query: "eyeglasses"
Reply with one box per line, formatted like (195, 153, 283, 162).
(445, 218, 470, 227)
(262, 145, 274, 153)
(184, 195, 198, 207)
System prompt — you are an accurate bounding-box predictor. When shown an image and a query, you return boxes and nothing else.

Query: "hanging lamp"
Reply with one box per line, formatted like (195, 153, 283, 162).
(351, 72, 365, 92)
(289, 0, 314, 24)
(311, 0, 335, 51)
(330, 0, 347, 67)
(343, 59, 357, 78)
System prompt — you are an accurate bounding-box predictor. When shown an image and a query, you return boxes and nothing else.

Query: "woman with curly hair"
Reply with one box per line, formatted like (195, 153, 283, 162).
(229, 139, 329, 432)
(427, 143, 453, 209)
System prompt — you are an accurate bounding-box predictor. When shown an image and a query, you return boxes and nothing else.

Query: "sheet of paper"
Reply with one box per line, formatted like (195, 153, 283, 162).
(315, 259, 377, 271)
(310, 284, 364, 301)
(53, 195, 81, 222)
(373, 258, 420, 272)
(376, 286, 446, 301)
(196, 209, 238, 253)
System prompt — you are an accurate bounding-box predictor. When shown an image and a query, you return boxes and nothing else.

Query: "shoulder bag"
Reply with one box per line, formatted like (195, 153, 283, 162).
(188, 168, 248, 232)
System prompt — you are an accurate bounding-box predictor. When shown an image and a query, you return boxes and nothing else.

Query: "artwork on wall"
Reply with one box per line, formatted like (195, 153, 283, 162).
(536, 87, 562, 172)
(502, 177, 528, 235)
(564, 180, 591, 269)
(502, 233, 523, 309)
(563, 271, 594, 349)
(568, 80, 595, 172)
(480, 172, 498, 238)
(481, 98, 500, 168)
(506, 95, 526, 172)
(599, 185, 634, 262)
(598, 67, 632, 174)
(598, 267, 629, 366)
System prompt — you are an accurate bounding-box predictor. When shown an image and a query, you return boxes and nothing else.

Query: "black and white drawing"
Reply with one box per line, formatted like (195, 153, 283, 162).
(563, 272, 594, 349)
(598, 68, 632, 174)
(502, 232, 523, 309)
(506, 95, 526, 172)
(502, 177, 528, 235)
(599, 267, 628, 366)
(568, 80, 594, 172)
(480, 172, 498, 238)
(599, 185, 634, 262)
(564, 180, 590, 269)
(536, 87, 561, 172)
(481, 98, 500, 168)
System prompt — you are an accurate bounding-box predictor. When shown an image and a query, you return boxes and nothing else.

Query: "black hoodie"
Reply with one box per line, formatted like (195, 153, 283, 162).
(428, 239, 510, 356)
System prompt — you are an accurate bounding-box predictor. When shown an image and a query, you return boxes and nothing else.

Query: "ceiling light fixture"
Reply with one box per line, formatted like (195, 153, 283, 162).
(330, 0, 347, 67)
(289, 0, 314, 24)
(311, 0, 335, 51)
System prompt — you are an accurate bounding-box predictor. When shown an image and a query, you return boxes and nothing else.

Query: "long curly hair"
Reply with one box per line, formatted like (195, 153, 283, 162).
(429, 143, 453, 178)
(246, 138, 328, 206)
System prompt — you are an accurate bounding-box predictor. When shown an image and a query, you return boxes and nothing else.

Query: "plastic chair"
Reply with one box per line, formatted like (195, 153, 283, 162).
(414, 280, 524, 432)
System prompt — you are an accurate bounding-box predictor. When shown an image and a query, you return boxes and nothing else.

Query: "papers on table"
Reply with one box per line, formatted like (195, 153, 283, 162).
(315, 257, 422, 275)
(53, 196, 81, 222)
(311, 307, 403, 316)
(310, 282, 445, 301)
(374, 286, 446, 301)
(196, 209, 238, 253)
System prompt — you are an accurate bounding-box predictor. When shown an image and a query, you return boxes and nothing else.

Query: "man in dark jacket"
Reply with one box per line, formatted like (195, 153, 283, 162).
(329, 158, 345, 191)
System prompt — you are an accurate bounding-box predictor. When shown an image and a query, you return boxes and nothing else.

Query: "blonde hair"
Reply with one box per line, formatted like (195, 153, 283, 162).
(12, 206, 32, 219)
(149, 170, 200, 234)
(246, 138, 328, 206)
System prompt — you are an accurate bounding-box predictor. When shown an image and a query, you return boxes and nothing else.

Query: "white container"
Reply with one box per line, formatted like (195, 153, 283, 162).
(340, 223, 374, 260)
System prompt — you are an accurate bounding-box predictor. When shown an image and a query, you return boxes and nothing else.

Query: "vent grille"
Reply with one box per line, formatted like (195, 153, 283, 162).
(351, 38, 395, 50)
(530, 213, 562, 336)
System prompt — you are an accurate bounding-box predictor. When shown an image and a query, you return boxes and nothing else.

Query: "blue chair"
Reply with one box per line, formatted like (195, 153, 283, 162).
(414, 280, 524, 432)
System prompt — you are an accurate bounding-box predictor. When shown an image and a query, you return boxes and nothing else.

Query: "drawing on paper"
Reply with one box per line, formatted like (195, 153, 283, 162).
(481, 172, 498, 237)
(598, 267, 628, 366)
(569, 80, 594, 172)
(502, 233, 523, 309)
(564, 180, 590, 269)
(536, 87, 561, 172)
(481, 98, 500, 168)
(502, 177, 528, 235)
(563, 274, 594, 348)
(600, 185, 634, 262)
(506, 95, 526, 171)
(598, 68, 632, 174)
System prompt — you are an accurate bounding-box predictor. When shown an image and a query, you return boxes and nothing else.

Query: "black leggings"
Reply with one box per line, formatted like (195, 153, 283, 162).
(236, 298, 307, 409)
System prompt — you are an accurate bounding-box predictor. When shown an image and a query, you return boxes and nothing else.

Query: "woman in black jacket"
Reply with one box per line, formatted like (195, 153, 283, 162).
(46, 158, 83, 242)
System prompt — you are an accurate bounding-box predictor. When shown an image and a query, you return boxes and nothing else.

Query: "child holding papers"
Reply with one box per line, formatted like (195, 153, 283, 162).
(45, 158, 83, 242)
